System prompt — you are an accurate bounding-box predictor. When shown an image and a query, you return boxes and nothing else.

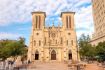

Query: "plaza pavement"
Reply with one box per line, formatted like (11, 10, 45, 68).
(85, 63, 104, 70)
(28, 61, 68, 70)
(27, 61, 104, 70)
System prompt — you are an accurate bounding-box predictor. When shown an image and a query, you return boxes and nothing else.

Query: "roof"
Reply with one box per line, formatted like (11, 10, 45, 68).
(31, 11, 46, 17)
(61, 12, 75, 17)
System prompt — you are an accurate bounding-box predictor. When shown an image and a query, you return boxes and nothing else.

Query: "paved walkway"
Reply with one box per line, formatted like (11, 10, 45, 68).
(85, 63, 104, 70)
(28, 61, 68, 70)
(27, 61, 104, 70)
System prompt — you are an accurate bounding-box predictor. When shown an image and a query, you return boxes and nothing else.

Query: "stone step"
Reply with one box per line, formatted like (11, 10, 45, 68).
(27, 62, 68, 70)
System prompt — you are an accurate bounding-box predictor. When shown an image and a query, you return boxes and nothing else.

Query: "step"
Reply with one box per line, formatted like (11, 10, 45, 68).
(28, 62, 68, 70)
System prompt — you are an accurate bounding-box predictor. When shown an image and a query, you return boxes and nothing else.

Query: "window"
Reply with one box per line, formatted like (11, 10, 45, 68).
(44, 37, 46, 45)
(56, 40, 57, 44)
(36, 33, 39, 35)
(36, 16, 38, 28)
(34, 40, 36, 46)
(69, 16, 71, 28)
(66, 16, 71, 29)
(37, 16, 39, 29)
(71, 40, 73, 46)
(67, 40, 68, 46)
(68, 33, 71, 35)
(61, 37, 63, 44)
(39, 40, 41, 46)
(39, 16, 41, 29)
(66, 16, 68, 28)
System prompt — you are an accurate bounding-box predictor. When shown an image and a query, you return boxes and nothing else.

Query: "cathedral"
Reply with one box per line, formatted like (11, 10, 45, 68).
(28, 11, 78, 62)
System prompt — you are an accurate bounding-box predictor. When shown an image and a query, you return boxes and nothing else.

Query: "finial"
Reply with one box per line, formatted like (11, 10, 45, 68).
(52, 21, 54, 27)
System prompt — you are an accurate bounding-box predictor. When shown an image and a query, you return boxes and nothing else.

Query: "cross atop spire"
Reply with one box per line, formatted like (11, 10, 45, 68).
(52, 21, 54, 27)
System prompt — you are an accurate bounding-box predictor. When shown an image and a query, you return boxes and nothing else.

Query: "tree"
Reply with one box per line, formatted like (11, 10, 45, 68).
(0, 37, 27, 61)
(0, 39, 13, 60)
(78, 34, 96, 61)
(96, 41, 105, 62)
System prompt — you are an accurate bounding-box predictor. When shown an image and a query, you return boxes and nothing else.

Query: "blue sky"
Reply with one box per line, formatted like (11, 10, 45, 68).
(0, 0, 94, 45)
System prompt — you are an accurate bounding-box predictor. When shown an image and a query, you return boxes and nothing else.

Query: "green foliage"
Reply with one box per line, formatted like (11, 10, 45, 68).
(78, 34, 105, 62)
(0, 38, 27, 60)
(96, 41, 105, 62)
(78, 34, 96, 60)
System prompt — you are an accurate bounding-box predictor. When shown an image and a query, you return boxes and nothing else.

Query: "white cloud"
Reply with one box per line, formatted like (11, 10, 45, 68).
(0, 32, 23, 40)
(0, 0, 92, 25)
(0, 0, 94, 39)
(75, 0, 91, 7)
(75, 5, 94, 38)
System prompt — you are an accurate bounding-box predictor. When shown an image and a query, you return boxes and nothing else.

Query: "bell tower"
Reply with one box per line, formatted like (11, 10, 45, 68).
(28, 12, 46, 61)
(61, 12, 78, 61)
(61, 12, 75, 30)
(32, 12, 46, 30)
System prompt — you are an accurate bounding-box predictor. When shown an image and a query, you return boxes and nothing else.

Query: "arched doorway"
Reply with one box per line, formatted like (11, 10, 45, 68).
(51, 50, 56, 60)
(68, 50, 72, 60)
(35, 50, 39, 60)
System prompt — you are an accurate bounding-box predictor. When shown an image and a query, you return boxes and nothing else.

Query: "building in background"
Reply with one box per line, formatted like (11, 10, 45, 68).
(27, 11, 79, 62)
(91, 0, 105, 45)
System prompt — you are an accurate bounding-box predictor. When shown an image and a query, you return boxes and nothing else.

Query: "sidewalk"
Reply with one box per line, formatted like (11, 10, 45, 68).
(85, 64, 103, 70)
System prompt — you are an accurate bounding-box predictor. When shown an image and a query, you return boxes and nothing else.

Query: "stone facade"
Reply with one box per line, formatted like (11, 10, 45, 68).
(91, 0, 105, 45)
(28, 11, 79, 62)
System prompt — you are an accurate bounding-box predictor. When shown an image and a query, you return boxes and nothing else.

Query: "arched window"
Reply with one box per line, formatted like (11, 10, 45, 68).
(61, 37, 63, 44)
(36, 16, 38, 28)
(66, 16, 68, 28)
(67, 40, 68, 46)
(66, 16, 71, 29)
(68, 16, 71, 28)
(34, 40, 36, 46)
(39, 16, 41, 29)
(44, 37, 46, 45)
(71, 40, 73, 46)
(39, 40, 41, 46)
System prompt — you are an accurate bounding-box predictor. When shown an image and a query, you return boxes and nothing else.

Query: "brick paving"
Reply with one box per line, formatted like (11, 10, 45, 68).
(85, 64, 104, 70)
(28, 61, 68, 70)
(26, 61, 104, 70)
